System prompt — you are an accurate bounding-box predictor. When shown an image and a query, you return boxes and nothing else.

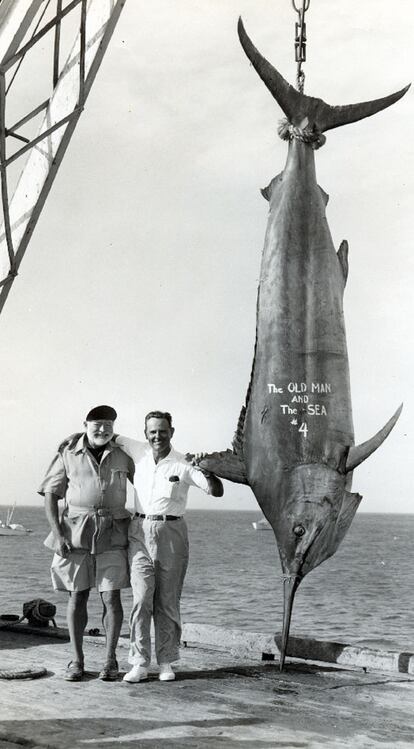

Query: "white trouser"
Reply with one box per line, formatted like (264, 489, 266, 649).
(127, 515, 189, 667)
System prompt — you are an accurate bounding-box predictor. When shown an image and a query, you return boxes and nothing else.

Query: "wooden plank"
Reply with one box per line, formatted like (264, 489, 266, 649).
(181, 623, 414, 674)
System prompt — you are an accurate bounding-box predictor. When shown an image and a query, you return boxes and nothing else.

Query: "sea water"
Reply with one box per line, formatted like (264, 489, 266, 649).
(0, 507, 413, 652)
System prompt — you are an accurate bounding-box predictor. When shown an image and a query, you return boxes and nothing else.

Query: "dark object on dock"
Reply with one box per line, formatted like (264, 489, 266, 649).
(0, 666, 47, 680)
(0, 599, 57, 630)
(22, 599, 57, 628)
(0, 614, 20, 623)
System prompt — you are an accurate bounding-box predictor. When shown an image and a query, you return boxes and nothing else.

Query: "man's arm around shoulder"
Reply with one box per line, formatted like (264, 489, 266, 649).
(114, 435, 147, 463)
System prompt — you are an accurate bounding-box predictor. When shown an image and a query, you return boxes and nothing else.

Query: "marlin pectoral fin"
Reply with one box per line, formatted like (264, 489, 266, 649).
(238, 18, 410, 132)
(261, 172, 284, 202)
(346, 403, 403, 472)
(193, 450, 248, 485)
(337, 240, 349, 284)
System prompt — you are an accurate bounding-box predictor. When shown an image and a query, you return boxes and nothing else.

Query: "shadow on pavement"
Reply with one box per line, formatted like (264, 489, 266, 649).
(0, 717, 291, 749)
(0, 628, 69, 651)
(174, 661, 336, 682)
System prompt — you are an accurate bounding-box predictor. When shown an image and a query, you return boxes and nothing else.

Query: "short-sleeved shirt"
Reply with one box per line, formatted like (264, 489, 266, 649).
(115, 437, 211, 516)
(38, 434, 134, 516)
(38, 435, 134, 554)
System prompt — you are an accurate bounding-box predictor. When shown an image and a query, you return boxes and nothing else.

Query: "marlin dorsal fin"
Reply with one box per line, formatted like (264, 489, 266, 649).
(232, 405, 246, 455)
(319, 187, 329, 206)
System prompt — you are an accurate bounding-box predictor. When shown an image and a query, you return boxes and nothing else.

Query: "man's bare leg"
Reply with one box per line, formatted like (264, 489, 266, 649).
(99, 590, 123, 678)
(65, 589, 89, 679)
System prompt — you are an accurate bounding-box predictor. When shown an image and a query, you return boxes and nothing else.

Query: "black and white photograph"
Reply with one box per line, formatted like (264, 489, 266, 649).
(0, 1, 413, 747)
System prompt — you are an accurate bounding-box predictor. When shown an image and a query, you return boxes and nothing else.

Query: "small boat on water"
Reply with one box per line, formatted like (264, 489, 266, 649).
(252, 517, 272, 531)
(0, 504, 32, 535)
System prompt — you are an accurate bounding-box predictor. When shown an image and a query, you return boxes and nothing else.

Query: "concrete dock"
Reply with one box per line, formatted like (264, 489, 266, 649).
(1, 623, 413, 748)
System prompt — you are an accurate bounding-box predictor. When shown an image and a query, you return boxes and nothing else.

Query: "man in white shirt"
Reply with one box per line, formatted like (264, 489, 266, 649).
(116, 410, 223, 683)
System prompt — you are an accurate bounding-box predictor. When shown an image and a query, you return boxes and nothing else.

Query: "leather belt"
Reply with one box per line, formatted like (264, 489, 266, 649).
(135, 513, 182, 521)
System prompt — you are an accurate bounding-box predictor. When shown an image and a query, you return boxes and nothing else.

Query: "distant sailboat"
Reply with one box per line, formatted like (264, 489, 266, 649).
(252, 517, 271, 531)
(0, 504, 32, 536)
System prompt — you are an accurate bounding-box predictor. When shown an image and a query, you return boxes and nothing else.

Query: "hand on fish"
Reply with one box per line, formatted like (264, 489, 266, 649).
(185, 452, 212, 476)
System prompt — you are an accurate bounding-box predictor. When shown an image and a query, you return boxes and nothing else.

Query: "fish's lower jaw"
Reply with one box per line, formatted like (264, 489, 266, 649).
(279, 575, 301, 672)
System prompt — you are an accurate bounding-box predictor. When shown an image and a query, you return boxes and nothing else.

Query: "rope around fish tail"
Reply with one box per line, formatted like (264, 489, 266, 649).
(278, 118, 326, 150)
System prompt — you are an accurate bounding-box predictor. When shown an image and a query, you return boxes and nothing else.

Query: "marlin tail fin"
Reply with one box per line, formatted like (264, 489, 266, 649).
(238, 18, 410, 133)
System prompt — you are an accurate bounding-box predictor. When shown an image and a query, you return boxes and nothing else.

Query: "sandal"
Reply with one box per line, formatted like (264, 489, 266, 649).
(64, 660, 84, 681)
(98, 659, 119, 681)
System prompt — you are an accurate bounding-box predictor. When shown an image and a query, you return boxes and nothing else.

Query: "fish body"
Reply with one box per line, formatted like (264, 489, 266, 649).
(245, 135, 357, 581)
(196, 19, 409, 669)
(246, 137, 352, 491)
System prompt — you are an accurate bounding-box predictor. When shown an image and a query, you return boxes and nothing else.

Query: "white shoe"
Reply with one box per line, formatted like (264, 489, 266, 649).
(159, 663, 175, 681)
(123, 665, 149, 683)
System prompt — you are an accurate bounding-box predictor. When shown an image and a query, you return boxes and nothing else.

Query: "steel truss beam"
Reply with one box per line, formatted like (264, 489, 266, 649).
(0, 0, 127, 316)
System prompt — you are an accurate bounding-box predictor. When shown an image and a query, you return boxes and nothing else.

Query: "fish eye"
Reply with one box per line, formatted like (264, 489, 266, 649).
(293, 524, 305, 537)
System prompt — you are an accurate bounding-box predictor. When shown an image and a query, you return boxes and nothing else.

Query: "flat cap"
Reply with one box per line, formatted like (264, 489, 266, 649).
(85, 405, 117, 422)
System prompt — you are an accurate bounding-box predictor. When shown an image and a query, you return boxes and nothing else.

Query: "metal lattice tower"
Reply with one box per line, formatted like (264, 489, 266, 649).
(0, 0, 126, 316)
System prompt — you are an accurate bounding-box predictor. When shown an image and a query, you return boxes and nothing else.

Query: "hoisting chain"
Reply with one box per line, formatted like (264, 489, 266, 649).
(291, 0, 310, 93)
(278, 2, 324, 148)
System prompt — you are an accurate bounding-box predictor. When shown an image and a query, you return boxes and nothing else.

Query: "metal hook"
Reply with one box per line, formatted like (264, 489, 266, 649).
(291, 0, 310, 13)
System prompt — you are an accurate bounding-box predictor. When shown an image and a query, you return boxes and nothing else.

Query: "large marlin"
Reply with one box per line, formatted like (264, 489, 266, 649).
(195, 19, 409, 670)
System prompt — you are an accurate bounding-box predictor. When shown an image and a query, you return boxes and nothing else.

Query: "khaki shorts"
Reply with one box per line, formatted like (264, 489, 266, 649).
(51, 548, 130, 592)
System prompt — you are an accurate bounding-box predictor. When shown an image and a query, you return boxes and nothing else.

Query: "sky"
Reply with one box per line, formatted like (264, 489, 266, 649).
(0, 0, 412, 513)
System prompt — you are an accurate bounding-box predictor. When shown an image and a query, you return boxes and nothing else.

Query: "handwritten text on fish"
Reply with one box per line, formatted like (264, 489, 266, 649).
(266, 381, 333, 438)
